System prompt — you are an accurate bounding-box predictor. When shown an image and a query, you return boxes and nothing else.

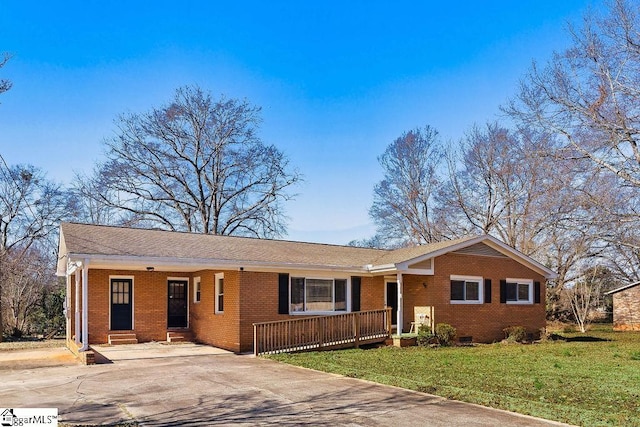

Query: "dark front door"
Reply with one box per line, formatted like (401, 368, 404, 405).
(168, 280, 188, 328)
(111, 278, 133, 330)
(386, 282, 398, 325)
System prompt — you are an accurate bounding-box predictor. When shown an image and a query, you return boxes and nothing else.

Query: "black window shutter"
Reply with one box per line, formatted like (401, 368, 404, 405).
(351, 276, 361, 312)
(534, 281, 541, 304)
(278, 273, 289, 314)
(500, 280, 507, 304)
(484, 279, 492, 303)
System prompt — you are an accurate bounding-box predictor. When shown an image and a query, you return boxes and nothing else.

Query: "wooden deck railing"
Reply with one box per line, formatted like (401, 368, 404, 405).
(253, 308, 392, 356)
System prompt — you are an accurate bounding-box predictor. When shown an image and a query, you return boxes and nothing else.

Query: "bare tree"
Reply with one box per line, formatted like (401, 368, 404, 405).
(0, 52, 11, 98)
(567, 266, 616, 332)
(0, 158, 71, 339)
(506, 0, 640, 263)
(369, 126, 445, 247)
(1, 247, 57, 337)
(77, 86, 300, 238)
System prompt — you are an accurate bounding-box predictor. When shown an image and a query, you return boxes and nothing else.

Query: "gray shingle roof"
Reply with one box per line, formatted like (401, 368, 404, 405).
(60, 222, 388, 269)
(58, 223, 556, 278)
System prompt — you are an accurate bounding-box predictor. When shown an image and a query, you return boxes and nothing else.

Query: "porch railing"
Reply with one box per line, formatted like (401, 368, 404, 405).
(253, 308, 392, 356)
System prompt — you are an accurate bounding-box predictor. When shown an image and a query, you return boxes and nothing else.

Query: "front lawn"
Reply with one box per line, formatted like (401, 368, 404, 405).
(268, 325, 640, 426)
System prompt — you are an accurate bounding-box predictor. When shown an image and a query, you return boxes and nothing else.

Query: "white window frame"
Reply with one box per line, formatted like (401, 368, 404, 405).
(449, 275, 484, 304)
(215, 273, 224, 314)
(109, 275, 135, 330)
(194, 276, 201, 303)
(505, 278, 533, 304)
(289, 276, 350, 315)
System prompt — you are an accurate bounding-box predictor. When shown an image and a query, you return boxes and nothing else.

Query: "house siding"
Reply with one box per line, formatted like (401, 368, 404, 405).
(70, 252, 546, 352)
(189, 270, 241, 352)
(72, 269, 191, 344)
(612, 286, 640, 331)
(402, 252, 546, 342)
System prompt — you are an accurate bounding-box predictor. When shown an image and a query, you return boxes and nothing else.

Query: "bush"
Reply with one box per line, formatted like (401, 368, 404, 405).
(416, 324, 435, 346)
(435, 323, 456, 346)
(503, 326, 527, 343)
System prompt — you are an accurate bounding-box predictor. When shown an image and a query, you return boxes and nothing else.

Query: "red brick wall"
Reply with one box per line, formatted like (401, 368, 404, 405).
(72, 252, 547, 350)
(612, 286, 640, 331)
(189, 270, 241, 351)
(83, 269, 191, 344)
(402, 253, 546, 342)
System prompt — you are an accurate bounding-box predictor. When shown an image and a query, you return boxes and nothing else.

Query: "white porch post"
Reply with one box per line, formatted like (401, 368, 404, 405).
(75, 267, 81, 345)
(81, 259, 89, 351)
(396, 273, 403, 333)
(65, 272, 71, 343)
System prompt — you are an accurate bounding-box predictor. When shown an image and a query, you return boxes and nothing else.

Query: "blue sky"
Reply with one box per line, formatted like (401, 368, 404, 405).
(0, 1, 594, 244)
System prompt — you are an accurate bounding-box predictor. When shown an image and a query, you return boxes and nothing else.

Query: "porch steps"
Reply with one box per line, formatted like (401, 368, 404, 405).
(167, 330, 193, 343)
(108, 333, 138, 345)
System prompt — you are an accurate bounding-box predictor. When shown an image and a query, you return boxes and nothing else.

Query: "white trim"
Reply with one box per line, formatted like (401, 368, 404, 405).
(167, 277, 190, 328)
(80, 260, 90, 351)
(606, 281, 640, 295)
(215, 273, 224, 314)
(397, 258, 434, 275)
(505, 278, 534, 304)
(193, 276, 201, 303)
(384, 279, 398, 327)
(288, 275, 350, 314)
(449, 275, 484, 304)
(109, 275, 135, 331)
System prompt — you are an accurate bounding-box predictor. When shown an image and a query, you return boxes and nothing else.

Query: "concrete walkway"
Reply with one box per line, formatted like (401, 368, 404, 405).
(0, 345, 571, 426)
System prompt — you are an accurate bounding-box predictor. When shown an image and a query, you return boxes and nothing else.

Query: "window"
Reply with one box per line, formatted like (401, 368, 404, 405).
(290, 277, 348, 313)
(215, 273, 224, 313)
(450, 275, 483, 304)
(194, 277, 201, 303)
(506, 278, 533, 304)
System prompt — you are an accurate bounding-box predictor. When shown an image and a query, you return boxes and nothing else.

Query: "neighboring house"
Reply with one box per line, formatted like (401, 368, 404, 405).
(606, 282, 640, 331)
(57, 222, 557, 353)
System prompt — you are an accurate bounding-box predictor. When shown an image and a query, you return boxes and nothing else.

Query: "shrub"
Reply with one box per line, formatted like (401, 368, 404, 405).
(503, 326, 527, 343)
(434, 323, 456, 346)
(416, 324, 435, 347)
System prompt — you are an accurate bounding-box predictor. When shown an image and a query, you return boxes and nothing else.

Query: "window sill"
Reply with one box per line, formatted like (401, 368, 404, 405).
(449, 300, 483, 305)
(506, 301, 533, 305)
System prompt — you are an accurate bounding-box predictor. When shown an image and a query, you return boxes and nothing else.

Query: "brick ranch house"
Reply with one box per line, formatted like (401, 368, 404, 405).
(57, 222, 557, 353)
(606, 281, 640, 331)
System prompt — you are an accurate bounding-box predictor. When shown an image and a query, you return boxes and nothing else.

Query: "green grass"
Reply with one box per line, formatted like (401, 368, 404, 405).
(268, 325, 640, 426)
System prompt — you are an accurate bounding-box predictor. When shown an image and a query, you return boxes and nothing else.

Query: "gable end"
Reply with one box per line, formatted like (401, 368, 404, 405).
(453, 243, 508, 258)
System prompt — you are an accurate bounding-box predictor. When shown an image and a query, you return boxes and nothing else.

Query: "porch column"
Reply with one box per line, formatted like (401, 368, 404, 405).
(396, 273, 403, 333)
(81, 259, 89, 351)
(65, 272, 71, 344)
(75, 267, 81, 345)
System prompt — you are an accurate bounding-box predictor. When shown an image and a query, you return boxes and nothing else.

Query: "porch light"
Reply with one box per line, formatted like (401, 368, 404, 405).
(146, 266, 155, 272)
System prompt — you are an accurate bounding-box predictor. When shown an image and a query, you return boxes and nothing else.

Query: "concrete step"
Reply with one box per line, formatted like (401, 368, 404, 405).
(167, 330, 193, 343)
(108, 333, 138, 345)
(109, 338, 139, 345)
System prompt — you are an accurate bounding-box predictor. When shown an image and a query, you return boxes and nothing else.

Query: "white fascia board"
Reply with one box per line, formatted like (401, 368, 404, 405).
(372, 235, 558, 280)
(367, 264, 398, 274)
(606, 281, 640, 295)
(64, 253, 370, 275)
(56, 229, 69, 277)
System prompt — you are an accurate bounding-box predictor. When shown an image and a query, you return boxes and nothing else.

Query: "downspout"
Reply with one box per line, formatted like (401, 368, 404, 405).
(396, 273, 403, 334)
(80, 259, 90, 352)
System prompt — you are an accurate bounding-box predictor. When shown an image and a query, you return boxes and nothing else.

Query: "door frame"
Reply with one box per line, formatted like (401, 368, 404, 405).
(109, 275, 135, 330)
(385, 280, 398, 327)
(167, 277, 189, 328)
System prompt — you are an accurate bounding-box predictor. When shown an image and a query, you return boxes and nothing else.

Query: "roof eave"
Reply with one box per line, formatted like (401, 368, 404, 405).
(64, 253, 371, 275)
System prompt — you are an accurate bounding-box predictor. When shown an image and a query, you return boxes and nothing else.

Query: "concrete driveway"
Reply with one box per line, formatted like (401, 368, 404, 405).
(0, 344, 570, 426)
